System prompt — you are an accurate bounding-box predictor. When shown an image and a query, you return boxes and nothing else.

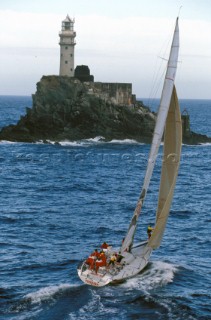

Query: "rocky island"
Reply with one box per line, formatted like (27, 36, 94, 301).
(0, 75, 210, 145)
(0, 76, 155, 143)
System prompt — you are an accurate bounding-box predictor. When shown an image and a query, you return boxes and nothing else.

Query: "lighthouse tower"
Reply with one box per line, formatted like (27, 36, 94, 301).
(59, 15, 76, 76)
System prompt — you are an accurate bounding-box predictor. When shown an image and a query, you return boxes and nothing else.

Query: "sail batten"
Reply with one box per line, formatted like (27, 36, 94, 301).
(121, 18, 180, 253)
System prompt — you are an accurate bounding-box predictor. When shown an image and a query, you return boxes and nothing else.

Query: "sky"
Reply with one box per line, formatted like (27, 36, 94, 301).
(0, 0, 211, 99)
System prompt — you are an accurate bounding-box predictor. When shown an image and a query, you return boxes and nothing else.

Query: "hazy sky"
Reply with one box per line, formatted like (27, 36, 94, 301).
(0, 0, 211, 98)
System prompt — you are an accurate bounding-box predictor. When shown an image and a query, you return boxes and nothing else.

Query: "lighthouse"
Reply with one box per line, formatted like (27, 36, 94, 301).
(59, 15, 76, 76)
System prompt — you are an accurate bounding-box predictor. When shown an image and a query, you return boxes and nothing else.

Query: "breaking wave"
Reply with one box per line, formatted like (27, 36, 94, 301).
(38, 137, 143, 147)
(121, 261, 178, 292)
(108, 139, 141, 144)
(24, 283, 78, 304)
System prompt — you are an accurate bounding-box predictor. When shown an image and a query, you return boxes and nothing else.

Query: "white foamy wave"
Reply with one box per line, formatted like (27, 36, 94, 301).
(45, 136, 106, 147)
(198, 142, 211, 146)
(121, 261, 178, 292)
(0, 140, 18, 144)
(35, 140, 46, 144)
(109, 139, 141, 144)
(85, 136, 105, 143)
(36, 139, 83, 147)
(182, 142, 211, 147)
(28, 137, 146, 147)
(58, 140, 85, 147)
(36, 139, 61, 145)
(24, 283, 77, 304)
(49, 137, 144, 146)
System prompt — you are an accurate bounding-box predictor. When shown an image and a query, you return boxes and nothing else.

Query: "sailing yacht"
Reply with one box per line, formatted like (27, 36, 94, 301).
(77, 17, 182, 287)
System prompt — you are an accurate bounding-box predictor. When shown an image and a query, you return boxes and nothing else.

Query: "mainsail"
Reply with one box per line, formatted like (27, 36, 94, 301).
(121, 18, 180, 253)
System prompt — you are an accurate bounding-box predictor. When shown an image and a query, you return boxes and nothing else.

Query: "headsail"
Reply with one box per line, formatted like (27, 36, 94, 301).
(148, 85, 182, 249)
(121, 18, 179, 253)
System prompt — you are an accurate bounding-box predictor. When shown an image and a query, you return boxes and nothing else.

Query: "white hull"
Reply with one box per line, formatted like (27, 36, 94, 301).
(77, 242, 152, 287)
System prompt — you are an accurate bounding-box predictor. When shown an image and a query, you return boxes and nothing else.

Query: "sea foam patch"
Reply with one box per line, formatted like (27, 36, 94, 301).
(121, 261, 178, 292)
(38, 137, 144, 147)
(24, 283, 77, 304)
(109, 139, 141, 144)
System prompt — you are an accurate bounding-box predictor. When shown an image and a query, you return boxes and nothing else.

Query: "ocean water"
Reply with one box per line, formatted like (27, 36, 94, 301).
(0, 96, 210, 320)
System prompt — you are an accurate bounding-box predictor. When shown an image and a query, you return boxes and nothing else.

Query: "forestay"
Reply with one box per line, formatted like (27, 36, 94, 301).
(121, 18, 180, 253)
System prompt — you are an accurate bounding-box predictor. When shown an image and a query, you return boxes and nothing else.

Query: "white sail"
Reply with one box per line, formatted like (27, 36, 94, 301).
(121, 18, 179, 253)
(148, 85, 182, 249)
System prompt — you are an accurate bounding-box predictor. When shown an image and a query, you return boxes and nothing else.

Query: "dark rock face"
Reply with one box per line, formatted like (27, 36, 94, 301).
(181, 113, 211, 144)
(0, 76, 155, 143)
(0, 75, 210, 145)
(74, 65, 94, 82)
(183, 131, 211, 145)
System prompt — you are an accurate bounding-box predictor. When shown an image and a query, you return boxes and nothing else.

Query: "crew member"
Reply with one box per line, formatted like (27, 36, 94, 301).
(101, 242, 109, 249)
(116, 252, 124, 263)
(95, 251, 107, 273)
(86, 249, 99, 270)
(147, 225, 154, 239)
(108, 253, 117, 267)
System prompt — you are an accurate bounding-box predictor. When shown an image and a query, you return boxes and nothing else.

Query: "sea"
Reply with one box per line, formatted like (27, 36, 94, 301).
(0, 95, 210, 320)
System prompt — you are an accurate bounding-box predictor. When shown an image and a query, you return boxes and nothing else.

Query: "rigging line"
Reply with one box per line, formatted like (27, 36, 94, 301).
(147, 58, 166, 108)
(147, 24, 173, 108)
(146, 25, 172, 106)
(149, 67, 167, 108)
(178, 6, 183, 17)
(146, 18, 177, 113)
(158, 56, 168, 61)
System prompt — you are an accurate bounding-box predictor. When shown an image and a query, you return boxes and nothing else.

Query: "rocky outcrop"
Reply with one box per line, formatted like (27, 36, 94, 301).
(181, 112, 211, 144)
(0, 76, 155, 143)
(0, 75, 210, 144)
(182, 131, 211, 145)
